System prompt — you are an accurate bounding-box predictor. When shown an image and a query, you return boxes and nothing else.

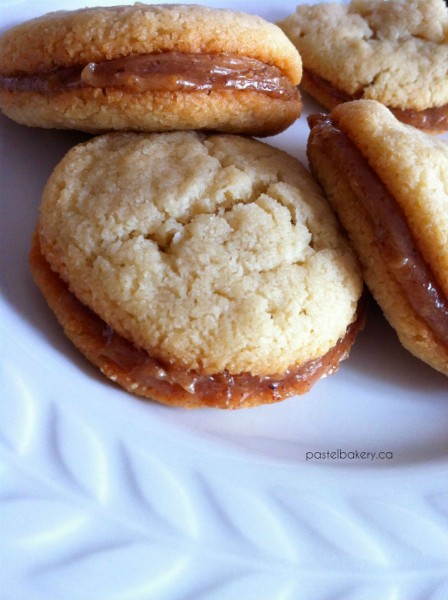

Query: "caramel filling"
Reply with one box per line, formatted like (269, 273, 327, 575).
(98, 317, 361, 405)
(30, 233, 363, 407)
(0, 52, 298, 100)
(303, 69, 448, 131)
(307, 114, 448, 346)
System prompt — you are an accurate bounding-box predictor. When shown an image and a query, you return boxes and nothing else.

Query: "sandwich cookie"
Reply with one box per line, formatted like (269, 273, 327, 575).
(0, 4, 302, 136)
(307, 99, 448, 375)
(278, 0, 448, 133)
(31, 131, 363, 408)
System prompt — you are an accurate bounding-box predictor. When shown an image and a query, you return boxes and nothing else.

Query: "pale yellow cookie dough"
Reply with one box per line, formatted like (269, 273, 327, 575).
(307, 100, 448, 375)
(37, 131, 362, 378)
(0, 4, 302, 135)
(279, 0, 448, 111)
(331, 100, 448, 296)
(0, 4, 301, 79)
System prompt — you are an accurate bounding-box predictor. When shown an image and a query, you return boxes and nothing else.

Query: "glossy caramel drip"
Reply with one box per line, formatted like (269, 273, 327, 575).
(30, 232, 363, 409)
(302, 69, 448, 131)
(307, 114, 448, 347)
(97, 315, 361, 406)
(0, 52, 298, 100)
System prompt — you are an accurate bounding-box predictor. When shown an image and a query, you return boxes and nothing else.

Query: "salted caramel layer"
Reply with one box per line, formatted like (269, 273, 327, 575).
(30, 233, 362, 408)
(98, 316, 360, 406)
(303, 69, 448, 131)
(308, 114, 448, 347)
(0, 52, 298, 100)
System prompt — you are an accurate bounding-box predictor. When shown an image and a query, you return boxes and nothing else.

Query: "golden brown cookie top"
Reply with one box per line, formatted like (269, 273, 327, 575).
(38, 131, 361, 376)
(0, 3, 301, 83)
(278, 0, 448, 110)
(330, 100, 448, 297)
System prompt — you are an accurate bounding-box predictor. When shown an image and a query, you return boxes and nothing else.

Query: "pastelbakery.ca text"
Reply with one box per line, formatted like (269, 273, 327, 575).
(305, 450, 393, 461)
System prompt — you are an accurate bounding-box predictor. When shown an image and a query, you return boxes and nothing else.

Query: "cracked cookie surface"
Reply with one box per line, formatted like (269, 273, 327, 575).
(278, 0, 448, 112)
(37, 131, 362, 377)
(307, 100, 448, 375)
(0, 4, 302, 135)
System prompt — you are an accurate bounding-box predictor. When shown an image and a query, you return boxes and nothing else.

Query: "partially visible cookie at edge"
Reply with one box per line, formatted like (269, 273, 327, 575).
(278, 0, 448, 133)
(307, 99, 448, 375)
(0, 3, 302, 136)
(31, 131, 364, 408)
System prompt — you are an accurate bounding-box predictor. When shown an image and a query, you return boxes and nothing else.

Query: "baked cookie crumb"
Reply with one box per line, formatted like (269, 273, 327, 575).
(32, 131, 363, 407)
(279, 0, 448, 132)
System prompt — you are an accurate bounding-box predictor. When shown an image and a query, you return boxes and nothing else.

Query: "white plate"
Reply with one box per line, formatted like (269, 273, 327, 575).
(1, 1, 448, 599)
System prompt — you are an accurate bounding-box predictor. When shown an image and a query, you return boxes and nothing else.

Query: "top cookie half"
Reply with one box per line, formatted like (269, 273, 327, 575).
(278, 0, 448, 132)
(0, 3, 302, 135)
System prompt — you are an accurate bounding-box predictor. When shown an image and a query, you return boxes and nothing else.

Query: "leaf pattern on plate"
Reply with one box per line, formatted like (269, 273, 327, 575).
(351, 495, 448, 564)
(1, 372, 447, 600)
(272, 489, 390, 567)
(49, 405, 110, 502)
(38, 539, 189, 600)
(194, 472, 297, 563)
(111, 443, 198, 539)
(1, 400, 191, 599)
(2, 497, 88, 546)
(0, 362, 35, 454)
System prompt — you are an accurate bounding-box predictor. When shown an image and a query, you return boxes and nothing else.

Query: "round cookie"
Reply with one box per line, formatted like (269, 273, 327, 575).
(31, 131, 363, 408)
(307, 99, 448, 375)
(278, 0, 448, 133)
(0, 4, 302, 136)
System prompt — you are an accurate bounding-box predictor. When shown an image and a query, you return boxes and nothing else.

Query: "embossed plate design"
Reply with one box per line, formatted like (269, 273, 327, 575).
(1, 1, 448, 599)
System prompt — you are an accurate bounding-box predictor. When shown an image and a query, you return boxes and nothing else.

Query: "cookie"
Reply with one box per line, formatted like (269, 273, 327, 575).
(307, 99, 448, 375)
(279, 0, 448, 133)
(31, 130, 363, 408)
(0, 4, 302, 136)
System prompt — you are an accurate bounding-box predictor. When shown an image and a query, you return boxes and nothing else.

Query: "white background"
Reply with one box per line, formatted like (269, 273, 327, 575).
(1, 1, 448, 599)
